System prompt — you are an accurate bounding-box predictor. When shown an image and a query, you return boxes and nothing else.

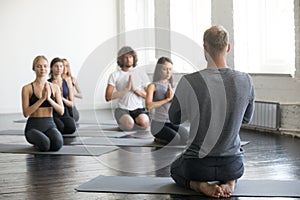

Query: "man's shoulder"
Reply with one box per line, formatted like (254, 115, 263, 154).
(228, 70, 253, 87)
(233, 70, 252, 82)
(183, 71, 202, 79)
(110, 68, 124, 76)
(179, 71, 206, 89)
(229, 68, 249, 75)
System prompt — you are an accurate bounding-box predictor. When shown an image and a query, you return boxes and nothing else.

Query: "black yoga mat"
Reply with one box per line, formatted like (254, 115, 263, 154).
(72, 137, 249, 148)
(75, 175, 300, 197)
(66, 130, 132, 138)
(0, 129, 130, 138)
(13, 119, 27, 123)
(14, 119, 118, 126)
(13, 119, 118, 126)
(0, 144, 118, 156)
(71, 137, 184, 148)
(77, 119, 118, 125)
(76, 125, 121, 131)
(0, 129, 24, 135)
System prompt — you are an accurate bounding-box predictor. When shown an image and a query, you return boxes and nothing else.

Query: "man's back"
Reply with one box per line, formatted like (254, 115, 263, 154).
(169, 68, 255, 158)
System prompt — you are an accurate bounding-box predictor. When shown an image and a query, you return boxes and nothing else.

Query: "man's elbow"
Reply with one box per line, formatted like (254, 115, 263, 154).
(105, 96, 111, 102)
(105, 93, 112, 102)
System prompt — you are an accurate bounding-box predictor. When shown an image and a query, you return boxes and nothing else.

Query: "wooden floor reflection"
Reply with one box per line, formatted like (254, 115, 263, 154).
(0, 110, 299, 200)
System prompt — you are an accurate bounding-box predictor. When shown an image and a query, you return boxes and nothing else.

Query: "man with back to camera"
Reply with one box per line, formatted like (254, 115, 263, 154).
(169, 25, 255, 198)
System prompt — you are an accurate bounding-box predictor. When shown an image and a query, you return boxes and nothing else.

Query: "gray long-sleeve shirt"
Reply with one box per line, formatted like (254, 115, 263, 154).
(169, 68, 254, 158)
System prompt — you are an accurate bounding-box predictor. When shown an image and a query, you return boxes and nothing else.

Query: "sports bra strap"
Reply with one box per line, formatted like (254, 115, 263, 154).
(31, 82, 35, 93)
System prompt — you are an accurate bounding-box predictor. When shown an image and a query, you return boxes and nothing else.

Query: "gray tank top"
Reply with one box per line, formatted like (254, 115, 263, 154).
(152, 82, 173, 122)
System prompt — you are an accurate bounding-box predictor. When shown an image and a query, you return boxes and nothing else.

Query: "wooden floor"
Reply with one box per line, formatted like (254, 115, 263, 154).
(0, 109, 300, 200)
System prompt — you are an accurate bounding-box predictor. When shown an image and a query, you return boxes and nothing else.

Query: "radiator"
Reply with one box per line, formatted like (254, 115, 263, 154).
(247, 101, 280, 130)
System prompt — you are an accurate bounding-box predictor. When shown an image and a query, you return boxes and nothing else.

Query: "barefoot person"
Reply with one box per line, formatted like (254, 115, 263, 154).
(105, 46, 150, 131)
(62, 58, 82, 122)
(21, 55, 64, 151)
(146, 57, 188, 145)
(169, 25, 255, 198)
(48, 57, 76, 135)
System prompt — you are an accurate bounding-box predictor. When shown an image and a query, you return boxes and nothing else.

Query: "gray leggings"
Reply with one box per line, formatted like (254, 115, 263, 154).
(25, 117, 63, 152)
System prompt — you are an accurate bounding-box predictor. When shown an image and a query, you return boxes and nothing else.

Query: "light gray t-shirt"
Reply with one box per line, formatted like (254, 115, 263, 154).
(169, 68, 255, 158)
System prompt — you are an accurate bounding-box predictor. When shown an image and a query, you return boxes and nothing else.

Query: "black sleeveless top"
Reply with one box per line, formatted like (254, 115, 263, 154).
(48, 78, 69, 98)
(29, 83, 55, 107)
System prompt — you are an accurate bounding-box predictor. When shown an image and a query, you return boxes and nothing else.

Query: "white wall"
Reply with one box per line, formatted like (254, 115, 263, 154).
(0, 0, 117, 113)
(2, 0, 300, 115)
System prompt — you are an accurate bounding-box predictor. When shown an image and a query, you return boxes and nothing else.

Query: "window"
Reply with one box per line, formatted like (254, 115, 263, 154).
(234, 0, 295, 75)
(124, 0, 154, 31)
(123, 0, 156, 73)
(121, 0, 211, 73)
(170, 0, 211, 73)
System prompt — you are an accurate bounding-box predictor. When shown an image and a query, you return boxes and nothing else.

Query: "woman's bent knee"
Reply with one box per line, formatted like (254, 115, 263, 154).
(46, 128, 64, 151)
(25, 129, 51, 151)
(51, 141, 63, 151)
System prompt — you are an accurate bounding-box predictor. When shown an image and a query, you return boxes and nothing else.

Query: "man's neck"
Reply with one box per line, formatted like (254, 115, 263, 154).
(206, 55, 227, 69)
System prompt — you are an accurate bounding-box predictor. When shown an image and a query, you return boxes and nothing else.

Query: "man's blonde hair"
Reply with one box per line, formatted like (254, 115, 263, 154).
(203, 25, 229, 57)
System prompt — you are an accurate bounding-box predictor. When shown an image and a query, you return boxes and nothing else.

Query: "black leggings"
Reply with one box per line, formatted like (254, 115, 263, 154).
(53, 106, 76, 135)
(68, 106, 80, 122)
(151, 120, 188, 145)
(53, 116, 76, 135)
(25, 117, 63, 152)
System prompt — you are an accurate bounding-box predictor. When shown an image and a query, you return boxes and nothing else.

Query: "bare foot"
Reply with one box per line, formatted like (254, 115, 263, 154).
(190, 181, 223, 198)
(220, 180, 235, 198)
